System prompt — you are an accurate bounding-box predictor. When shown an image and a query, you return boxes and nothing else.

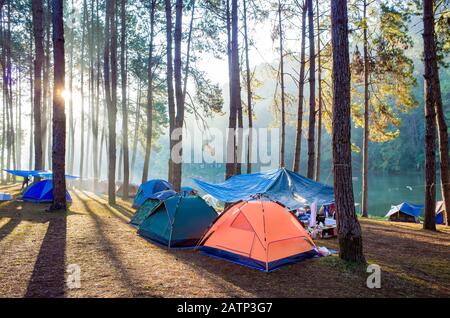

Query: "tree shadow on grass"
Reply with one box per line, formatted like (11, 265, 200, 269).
(72, 190, 157, 297)
(79, 190, 134, 220)
(0, 217, 21, 242)
(24, 212, 67, 298)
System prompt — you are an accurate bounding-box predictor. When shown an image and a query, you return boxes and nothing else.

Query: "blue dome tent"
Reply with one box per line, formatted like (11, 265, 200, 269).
(22, 180, 72, 203)
(132, 179, 174, 208)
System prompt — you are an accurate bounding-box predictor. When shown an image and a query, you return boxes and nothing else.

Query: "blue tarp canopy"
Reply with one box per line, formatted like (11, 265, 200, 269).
(3, 169, 79, 180)
(385, 202, 424, 218)
(193, 168, 334, 210)
(4, 169, 48, 178)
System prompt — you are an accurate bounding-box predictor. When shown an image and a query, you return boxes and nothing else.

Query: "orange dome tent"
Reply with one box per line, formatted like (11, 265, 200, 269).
(199, 200, 318, 272)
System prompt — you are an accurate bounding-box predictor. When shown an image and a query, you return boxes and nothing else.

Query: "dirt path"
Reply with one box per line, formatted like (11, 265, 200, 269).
(0, 184, 449, 297)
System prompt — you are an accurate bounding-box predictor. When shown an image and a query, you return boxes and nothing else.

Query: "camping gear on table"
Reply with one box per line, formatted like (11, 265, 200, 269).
(137, 195, 218, 248)
(436, 201, 446, 225)
(199, 200, 318, 272)
(116, 183, 139, 198)
(0, 193, 13, 201)
(194, 168, 334, 210)
(22, 179, 72, 203)
(133, 179, 174, 208)
(385, 202, 423, 223)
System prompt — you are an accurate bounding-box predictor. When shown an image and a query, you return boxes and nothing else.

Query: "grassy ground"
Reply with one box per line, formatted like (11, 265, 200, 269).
(0, 183, 449, 298)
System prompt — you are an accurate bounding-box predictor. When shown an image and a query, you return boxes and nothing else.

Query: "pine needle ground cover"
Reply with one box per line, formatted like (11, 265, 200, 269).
(0, 184, 449, 298)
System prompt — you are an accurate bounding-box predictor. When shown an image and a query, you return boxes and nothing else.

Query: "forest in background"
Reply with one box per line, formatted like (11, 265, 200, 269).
(0, 0, 448, 217)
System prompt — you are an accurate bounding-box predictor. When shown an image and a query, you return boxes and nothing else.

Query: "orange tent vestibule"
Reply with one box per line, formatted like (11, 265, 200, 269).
(199, 200, 318, 272)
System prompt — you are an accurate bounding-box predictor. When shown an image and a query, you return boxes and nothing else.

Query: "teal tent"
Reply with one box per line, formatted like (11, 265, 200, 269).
(130, 198, 160, 226)
(137, 195, 218, 248)
(132, 179, 174, 208)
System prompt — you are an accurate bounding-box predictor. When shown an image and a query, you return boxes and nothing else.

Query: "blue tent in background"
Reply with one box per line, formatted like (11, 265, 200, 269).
(385, 202, 423, 223)
(193, 168, 334, 210)
(133, 179, 174, 208)
(22, 179, 72, 203)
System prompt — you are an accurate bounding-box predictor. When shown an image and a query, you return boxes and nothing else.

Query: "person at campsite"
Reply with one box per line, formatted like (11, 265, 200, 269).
(22, 176, 30, 190)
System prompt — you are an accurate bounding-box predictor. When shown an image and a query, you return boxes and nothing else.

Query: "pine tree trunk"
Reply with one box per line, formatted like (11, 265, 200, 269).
(104, 0, 117, 205)
(227, 0, 242, 178)
(331, 0, 365, 263)
(361, 0, 369, 217)
(243, 0, 252, 174)
(306, 0, 316, 179)
(79, 1, 87, 181)
(172, 0, 184, 191)
(142, 0, 156, 184)
(29, 30, 34, 170)
(131, 79, 141, 180)
(31, 0, 44, 174)
(93, 0, 100, 188)
(423, 0, 437, 231)
(120, 0, 129, 198)
(315, 0, 322, 182)
(429, 3, 450, 226)
(278, 0, 285, 168)
(68, 0, 74, 174)
(293, 3, 306, 173)
(50, 0, 67, 211)
(165, 0, 176, 187)
(225, 0, 236, 180)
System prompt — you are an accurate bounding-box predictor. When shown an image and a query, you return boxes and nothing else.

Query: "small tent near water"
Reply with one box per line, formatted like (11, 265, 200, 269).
(436, 201, 446, 225)
(199, 200, 318, 272)
(385, 202, 423, 223)
(133, 179, 174, 208)
(137, 195, 218, 248)
(22, 180, 72, 203)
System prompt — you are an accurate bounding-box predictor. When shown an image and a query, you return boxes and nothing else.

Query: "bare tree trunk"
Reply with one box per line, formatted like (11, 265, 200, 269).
(243, 0, 252, 174)
(93, 0, 100, 188)
(29, 30, 34, 170)
(423, 0, 437, 231)
(142, 0, 156, 183)
(172, 0, 184, 191)
(306, 0, 316, 179)
(225, 0, 236, 180)
(131, 78, 141, 180)
(361, 0, 369, 217)
(315, 0, 322, 182)
(278, 0, 285, 168)
(50, 0, 67, 210)
(293, 2, 306, 173)
(165, 0, 176, 186)
(228, 0, 242, 178)
(120, 0, 129, 198)
(331, 0, 365, 263)
(31, 0, 44, 174)
(79, 1, 87, 180)
(68, 0, 74, 174)
(104, 0, 117, 205)
(429, 3, 450, 226)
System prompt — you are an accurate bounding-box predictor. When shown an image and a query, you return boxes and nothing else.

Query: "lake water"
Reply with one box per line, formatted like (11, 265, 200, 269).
(351, 172, 442, 217)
